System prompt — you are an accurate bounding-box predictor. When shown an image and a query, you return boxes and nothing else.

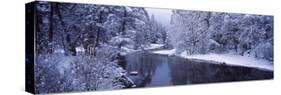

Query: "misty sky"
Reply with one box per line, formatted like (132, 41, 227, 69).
(145, 8, 172, 27)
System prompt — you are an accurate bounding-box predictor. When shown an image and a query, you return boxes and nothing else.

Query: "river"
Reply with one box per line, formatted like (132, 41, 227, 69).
(122, 52, 273, 88)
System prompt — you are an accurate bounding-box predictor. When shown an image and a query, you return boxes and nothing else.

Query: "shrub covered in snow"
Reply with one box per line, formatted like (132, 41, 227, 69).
(35, 54, 126, 93)
(253, 42, 273, 61)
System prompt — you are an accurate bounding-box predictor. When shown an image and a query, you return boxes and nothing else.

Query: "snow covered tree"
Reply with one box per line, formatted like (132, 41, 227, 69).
(169, 10, 210, 54)
(169, 9, 273, 61)
(148, 14, 167, 44)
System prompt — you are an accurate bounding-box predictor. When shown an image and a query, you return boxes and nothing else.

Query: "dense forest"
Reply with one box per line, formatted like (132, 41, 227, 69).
(168, 10, 273, 61)
(33, 1, 273, 93)
(35, 2, 166, 93)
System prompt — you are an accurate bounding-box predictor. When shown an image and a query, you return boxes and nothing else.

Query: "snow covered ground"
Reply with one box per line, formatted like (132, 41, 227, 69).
(152, 49, 176, 55)
(120, 44, 165, 55)
(144, 44, 165, 50)
(153, 49, 273, 71)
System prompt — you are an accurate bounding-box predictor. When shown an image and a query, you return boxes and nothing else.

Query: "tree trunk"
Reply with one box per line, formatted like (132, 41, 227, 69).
(55, 3, 76, 56)
(121, 7, 127, 35)
(118, 7, 127, 49)
(48, 3, 54, 54)
(93, 11, 103, 56)
(93, 29, 100, 56)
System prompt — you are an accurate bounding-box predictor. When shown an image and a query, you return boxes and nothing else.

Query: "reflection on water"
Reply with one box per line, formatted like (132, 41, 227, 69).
(125, 52, 273, 87)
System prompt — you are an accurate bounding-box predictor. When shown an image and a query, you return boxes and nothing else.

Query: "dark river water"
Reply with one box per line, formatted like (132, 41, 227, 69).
(123, 52, 273, 88)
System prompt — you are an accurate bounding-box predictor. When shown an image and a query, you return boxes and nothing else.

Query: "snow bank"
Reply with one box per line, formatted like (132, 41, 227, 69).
(121, 44, 165, 55)
(153, 50, 273, 71)
(184, 53, 273, 71)
(152, 49, 176, 55)
(144, 44, 165, 50)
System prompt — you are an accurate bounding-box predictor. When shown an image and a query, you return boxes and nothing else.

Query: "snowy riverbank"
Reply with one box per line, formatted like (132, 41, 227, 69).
(120, 44, 165, 55)
(153, 49, 273, 71)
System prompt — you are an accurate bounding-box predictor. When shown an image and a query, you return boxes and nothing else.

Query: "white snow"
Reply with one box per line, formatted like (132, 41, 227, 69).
(184, 53, 273, 71)
(120, 47, 138, 55)
(54, 49, 65, 54)
(129, 71, 138, 75)
(209, 39, 220, 46)
(121, 44, 165, 55)
(125, 6, 132, 12)
(75, 46, 85, 54)
(153, 49, 176, 55)
(153, 49, 273, 71)
(144, 44, 165, 50)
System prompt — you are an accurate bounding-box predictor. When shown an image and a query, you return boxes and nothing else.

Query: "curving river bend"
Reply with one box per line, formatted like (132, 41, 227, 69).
(123, 52, 273, 88)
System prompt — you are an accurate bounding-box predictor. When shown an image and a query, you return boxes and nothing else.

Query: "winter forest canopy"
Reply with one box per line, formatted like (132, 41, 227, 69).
(169, 10, 273, 60)
(32, 1, 273, 94)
